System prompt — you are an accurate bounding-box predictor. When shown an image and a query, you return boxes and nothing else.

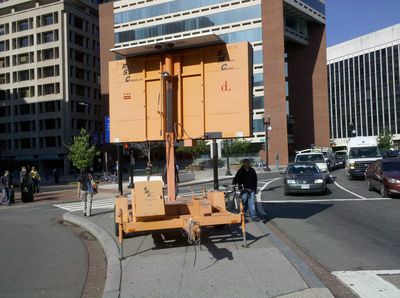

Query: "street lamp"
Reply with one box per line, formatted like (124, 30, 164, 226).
(225, 139, 232, 176)
(348, 121, 356, 137)
(263, 115, 271, 171)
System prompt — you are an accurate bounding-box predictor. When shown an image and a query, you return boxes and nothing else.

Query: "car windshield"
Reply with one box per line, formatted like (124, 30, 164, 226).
(335, 152, 347, 159)
(382, 161, 400, 172)
(296, 154, 325, 163)
(287, 164, 319, 174)
(349, 147, 381, 158)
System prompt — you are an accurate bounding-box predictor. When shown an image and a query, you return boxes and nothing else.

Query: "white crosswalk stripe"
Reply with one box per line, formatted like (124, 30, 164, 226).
(54, 198, 117, 212)
(333, 270, 400, 298)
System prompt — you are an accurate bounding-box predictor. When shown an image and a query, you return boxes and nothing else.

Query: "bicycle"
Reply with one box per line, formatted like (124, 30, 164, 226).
(98, 171, 117, 184)
(222, 184, 242, 213)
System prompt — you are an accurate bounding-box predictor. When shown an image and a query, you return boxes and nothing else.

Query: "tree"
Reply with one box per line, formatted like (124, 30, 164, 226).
(176, 140, 208, 162)
(67, 129, 99, 173)
(229, 139, 251, 158)
(132, 142, 159, 163)
(377, 128, 393, 150)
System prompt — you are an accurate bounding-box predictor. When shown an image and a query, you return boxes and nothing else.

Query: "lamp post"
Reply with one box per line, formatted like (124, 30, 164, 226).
(348, 121, 356, 137)
(225, 139, 232, 176)
(263, 115, 271, 171)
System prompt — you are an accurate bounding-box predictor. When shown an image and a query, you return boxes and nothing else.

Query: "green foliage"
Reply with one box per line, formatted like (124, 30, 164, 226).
(67, 129, 99, 172)
(229, 139, 251, 157)
(377, 128, 393, 150)
(176, 140, 208, 161)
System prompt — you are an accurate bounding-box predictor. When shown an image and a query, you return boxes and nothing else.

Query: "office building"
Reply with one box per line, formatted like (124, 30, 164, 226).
(0, 0, 102, 174)
(100, 0, 329, 165)
(327, 24, 400, 147)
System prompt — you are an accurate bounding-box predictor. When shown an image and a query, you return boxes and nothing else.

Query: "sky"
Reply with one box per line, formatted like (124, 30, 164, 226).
(326, 0, 400, 47)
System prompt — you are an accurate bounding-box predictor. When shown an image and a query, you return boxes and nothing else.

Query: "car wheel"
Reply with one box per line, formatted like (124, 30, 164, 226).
(380, 183, 389, 198)
(367, 178, 373, 191)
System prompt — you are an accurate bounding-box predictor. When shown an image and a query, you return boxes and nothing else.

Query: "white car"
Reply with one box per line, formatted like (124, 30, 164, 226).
(294, 152, 329, 173)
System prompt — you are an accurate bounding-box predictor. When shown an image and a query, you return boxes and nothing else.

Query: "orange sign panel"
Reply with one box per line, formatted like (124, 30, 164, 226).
(109, 42, 252, 143)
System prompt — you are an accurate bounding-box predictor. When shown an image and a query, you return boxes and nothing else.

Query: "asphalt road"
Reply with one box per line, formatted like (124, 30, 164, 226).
(0, 203, 87, 298)
(259, 169, 400, 272)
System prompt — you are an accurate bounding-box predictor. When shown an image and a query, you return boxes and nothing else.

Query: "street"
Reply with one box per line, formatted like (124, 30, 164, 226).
(1, 169, 400, 297)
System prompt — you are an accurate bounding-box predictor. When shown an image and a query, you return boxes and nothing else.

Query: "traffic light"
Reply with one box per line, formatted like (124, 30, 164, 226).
(123, 143, 129, 155)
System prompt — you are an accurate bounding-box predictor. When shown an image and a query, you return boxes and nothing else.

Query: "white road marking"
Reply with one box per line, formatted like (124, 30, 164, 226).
(54, 198, 116, 212)
(256, 178, 281, 215)
(332, 270, 400, 298)
(262, 198, 391, 203)
(334, 181, 368, 199)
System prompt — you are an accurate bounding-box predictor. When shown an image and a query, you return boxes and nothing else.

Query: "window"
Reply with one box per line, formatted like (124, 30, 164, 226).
(18, 53, 30, 64)
(18, 20, 29, 31)
(75, 50, 85, 63)
(74, 16, 84, 29)
(19, 70, 30, 81)
(45, 136, 57, 147)
(75, 68, 85, 80)
(20, 104, 31, 115)
(18, 36, 30, 48)
(0, 24, 7, 36)
(43, 66, 55, 78)
(43, 84, 55, 95)
(75, 33, 84, 46)
(76, 85, 85, 96)
(20, 138, 31, 149)
(44, 119, 56, 130)
(43, 14, 54, 26)
(43, 31, 54, 43)
(42, 48, 54, 60)
(20, 121, 31, 132)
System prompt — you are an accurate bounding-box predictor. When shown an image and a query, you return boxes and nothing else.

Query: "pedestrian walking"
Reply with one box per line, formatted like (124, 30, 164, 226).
(1, 170, 14, 205)
(29, 167, 41, 193)
(20, 167, 33, 203)
(78, 171, 97, 217)
(232, 159, 259, 221)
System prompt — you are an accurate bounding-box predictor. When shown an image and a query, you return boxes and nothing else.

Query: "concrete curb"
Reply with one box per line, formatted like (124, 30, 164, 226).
(63, 213, 121, 298)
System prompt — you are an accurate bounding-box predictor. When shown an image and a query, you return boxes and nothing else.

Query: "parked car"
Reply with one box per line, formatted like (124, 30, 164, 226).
(294, 151, 328, 173)
(333, 150, 347, 169)
(282, 162, 327, 195)
(365, 158, 400, 197)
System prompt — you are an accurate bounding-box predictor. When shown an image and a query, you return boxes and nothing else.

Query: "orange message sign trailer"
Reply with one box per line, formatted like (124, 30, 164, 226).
(109, 42, 252, 252)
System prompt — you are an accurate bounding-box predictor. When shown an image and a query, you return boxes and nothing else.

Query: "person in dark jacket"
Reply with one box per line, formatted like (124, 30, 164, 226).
(232, 159, 258, 221)
(20, 166, 33, 203)
(1, 170, 13, 205)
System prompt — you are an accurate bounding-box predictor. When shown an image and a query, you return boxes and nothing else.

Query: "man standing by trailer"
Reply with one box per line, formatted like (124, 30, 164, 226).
(233, 159, 259, 221)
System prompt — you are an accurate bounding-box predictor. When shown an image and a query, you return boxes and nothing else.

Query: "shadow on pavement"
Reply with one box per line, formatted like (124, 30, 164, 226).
(262, 203, 334, 222)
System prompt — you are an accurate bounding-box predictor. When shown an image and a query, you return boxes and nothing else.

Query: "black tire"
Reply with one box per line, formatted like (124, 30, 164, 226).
(380, 184, 389, 198)
(320, 186, 327, 195)
(367, 178, 373, 191)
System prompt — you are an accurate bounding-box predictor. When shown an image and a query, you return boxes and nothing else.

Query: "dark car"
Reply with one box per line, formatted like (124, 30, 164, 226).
(365, 158, 400, 197)
(333, 150, 347, 169)
(283, 162, 327, 195)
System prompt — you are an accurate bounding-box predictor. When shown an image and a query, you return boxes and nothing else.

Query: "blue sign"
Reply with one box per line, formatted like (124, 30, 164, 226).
(105, 116, 110, 143)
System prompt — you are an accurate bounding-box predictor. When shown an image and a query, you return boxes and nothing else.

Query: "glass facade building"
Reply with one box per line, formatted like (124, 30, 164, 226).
(100, 0, 328, 165)
(327, 24, 400, 144)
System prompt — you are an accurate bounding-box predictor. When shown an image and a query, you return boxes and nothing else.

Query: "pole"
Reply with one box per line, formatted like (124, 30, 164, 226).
(128, 154, 135, 189)
(117, 144, 123, 196)
(104, 152, 108, 173)
(225, 139, 231, 175)
(264, 115, 271, 171)
(213, 139, 219, 190)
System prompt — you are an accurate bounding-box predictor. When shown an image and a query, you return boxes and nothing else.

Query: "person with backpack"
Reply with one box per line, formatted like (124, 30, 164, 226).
(1, 170, 14, 205)
(78, 171, 97, 217)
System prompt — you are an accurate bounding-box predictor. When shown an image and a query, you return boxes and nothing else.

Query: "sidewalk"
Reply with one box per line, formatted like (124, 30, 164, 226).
(63, 169, 333, 298)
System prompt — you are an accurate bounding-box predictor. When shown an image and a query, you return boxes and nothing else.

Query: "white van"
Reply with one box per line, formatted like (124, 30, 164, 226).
(346, 137, 381, 179)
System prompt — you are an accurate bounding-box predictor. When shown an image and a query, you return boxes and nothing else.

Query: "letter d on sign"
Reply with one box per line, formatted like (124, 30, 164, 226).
(221, 81, 230, 92)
